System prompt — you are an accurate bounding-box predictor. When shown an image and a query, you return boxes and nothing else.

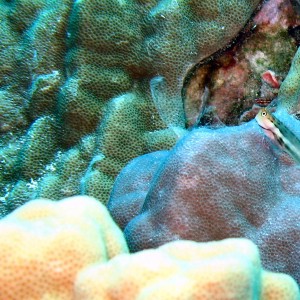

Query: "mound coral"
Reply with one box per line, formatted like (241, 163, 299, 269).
(74, 238, 299, 300)
(1, 0, 300, 296)
(0, 0, 264, 212)
(278, 46, 300, 113)
(0, 196, 298, 299)
(108, 110, 300, 284)
(0, 195, 128, 299)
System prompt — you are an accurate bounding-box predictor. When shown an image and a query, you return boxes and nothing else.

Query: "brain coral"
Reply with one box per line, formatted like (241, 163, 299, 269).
(0, 0, 262, 212)
(74, 238, 299, 300)
(108, 109, 300, 284)
(0, 195, 128, 299)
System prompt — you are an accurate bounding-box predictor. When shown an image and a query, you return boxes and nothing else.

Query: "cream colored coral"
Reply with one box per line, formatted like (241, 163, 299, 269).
(74, 238, 299, 300)
(261, 271, 300, 300)
(0, 196, 128, 300)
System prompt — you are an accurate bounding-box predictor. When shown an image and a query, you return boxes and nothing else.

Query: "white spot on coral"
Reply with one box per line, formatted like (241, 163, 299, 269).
(26, 179, 38, 190)
(246, 50, 270, 74)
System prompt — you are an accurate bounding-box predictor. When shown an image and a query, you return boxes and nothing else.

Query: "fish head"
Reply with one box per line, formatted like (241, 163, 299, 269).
(255, 107, 300, 164)
(255, 108, 277, 141)
(255, 108, 275, 129)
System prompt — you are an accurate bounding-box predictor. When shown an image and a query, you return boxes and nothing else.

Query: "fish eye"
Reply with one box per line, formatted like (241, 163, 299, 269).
(261, 111, 267, 117)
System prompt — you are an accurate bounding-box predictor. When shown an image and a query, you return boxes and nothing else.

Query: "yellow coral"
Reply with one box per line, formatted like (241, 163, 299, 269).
(261, 272, 300, 300)
(0, 196, 128, 300)
(74, 238, 299, 300)
(0, 198, 298, 300)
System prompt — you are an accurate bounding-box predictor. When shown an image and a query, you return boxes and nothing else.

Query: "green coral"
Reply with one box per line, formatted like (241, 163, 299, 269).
(34, 174, 62, 200)
(0, 0, 262, 215)
(81, 169, 115, 205)
(0, 90, 28, 134)
(6, 180, 31, 212)
(278, 46, 300, 113)
(80, 90, 174, 202)
(27, 71, 62, 120)
(18, 116, 58, 180)
(56, 148, 90, 196)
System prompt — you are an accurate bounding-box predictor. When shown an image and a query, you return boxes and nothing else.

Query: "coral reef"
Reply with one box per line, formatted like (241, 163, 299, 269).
(18, 116, 58, 180)
(277, 45, 300, 113)
(0, 0, 264, 212)
(0, 196, 128, 299)
(0, 196, 298, 299)
(1, 0, 300, 295)
(74, 238, 299, 300)
(184, 0, 300, 127)
(108, 110, 300, 284)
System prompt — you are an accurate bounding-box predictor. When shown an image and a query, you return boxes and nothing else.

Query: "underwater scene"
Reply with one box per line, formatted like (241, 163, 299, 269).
(0, 0, 300, 298)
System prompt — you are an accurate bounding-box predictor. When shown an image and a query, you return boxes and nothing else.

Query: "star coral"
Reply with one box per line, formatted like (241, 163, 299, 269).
(277, 46, 300, 113)
(0, 195, 128, 299)
(1, 0, 300, 297)
(0, 197, 298, 299)
(74, 238, 299, 300)
(0, 0, 262, 212)
(108, 110, 300, 284)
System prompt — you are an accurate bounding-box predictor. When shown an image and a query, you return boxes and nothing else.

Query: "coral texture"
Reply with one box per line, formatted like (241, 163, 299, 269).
(108, 110, 300, 284)
(184, 0, 299, 127)
(278, 46, 300, 113)
(1, 197, 298, 300)
(74, 238, 299, 300)
(0, 0, 262, 212)
(0, 196, 128, 299)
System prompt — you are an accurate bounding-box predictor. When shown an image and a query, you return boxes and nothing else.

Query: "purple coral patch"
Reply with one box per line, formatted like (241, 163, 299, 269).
(109, 120, 300, 283)
(108, 150, 169, 230)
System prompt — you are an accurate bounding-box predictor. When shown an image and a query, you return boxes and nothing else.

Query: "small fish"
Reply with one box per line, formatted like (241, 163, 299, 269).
(255, 108, 300, 164)
(254, 97, 273, 107)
